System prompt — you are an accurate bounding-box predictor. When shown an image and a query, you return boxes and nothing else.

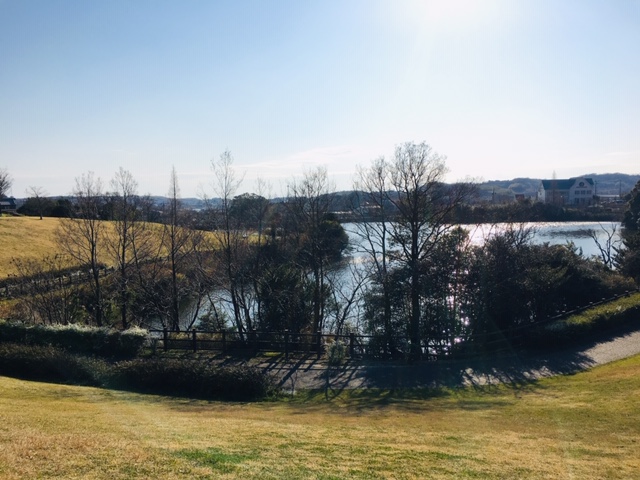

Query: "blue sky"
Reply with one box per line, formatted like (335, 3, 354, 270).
(1, 0, 639, 197)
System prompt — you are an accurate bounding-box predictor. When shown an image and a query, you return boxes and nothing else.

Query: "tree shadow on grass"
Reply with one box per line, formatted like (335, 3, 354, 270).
(270, 343, 605, 413)
(277, 321, 640, 396)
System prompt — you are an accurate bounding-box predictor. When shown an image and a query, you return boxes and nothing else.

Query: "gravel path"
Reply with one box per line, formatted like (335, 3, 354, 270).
(259, 321, 640, 393)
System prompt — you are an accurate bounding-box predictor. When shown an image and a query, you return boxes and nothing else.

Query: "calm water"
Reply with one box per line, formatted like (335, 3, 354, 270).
(345, 222, 622, 260)
(464, 222, 622, 258)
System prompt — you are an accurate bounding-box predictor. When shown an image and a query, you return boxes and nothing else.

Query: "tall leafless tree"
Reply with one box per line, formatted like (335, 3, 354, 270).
(353, 158, 395, 352)
(57, 172, 106, 326)
(389, 142, 475, 359)
(208, 150, 254, 337)
(0, 167, 12, 199)
(287, 166, 336, 334)
(25, 186, 47, 220)
(106, 168, 144, 329)
(161, 166, 199, 330)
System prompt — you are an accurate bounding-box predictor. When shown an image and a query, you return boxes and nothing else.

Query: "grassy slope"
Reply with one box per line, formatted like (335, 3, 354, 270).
(0, 355, 639, 479)
(0, 216, 220, 281)
(0, 216, 64, 278)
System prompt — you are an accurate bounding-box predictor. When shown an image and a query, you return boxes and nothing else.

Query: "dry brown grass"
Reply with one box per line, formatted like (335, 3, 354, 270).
(0, 216, 65, 278)
(1, 355, 639, 479)
(0, 216, 221, 280)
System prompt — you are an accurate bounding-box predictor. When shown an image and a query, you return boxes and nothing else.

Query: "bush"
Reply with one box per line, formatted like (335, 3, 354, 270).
(0, 343, 277, 401)
(0, 321, 147, 358)
(325, 341, 348, 366)
(113, 358, 276, 401)
(0, 343, 108, 385)
(530, 292, 640, 348)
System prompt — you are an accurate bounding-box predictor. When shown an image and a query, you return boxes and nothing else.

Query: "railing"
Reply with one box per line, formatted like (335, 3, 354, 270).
(0, 267, 112, 299)
(148, 328, 361, 359)
(148, 289, 640, 360)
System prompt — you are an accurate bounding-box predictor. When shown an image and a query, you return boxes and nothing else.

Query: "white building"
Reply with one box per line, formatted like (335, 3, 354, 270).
(537, 177, 595, 206)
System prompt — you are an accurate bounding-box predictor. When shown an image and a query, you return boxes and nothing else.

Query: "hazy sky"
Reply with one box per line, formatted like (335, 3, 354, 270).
(1, 0, 639, 198)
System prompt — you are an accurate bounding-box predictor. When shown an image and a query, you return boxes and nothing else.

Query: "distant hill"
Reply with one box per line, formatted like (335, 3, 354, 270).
(14, 174, 640, 211)
(583, 173, 640, 196)
(147, 196, 209, 210)
(476, 173, 640, 202)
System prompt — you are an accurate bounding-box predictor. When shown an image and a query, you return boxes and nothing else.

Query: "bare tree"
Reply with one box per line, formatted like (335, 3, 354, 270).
(160, 166, 201, 330)
(324, 259, 368, 335)
(25, 186, 48, 220)
(0, 168, 12, 199)
(589, 223, 621, 269)
(106, 168, 144, 329)
(57, 172, 106, 326)
(208, 151, 254, 337)
(287, 166, 340, 334)
(11, 255, 82, 325)
(353, 158, 395, 352)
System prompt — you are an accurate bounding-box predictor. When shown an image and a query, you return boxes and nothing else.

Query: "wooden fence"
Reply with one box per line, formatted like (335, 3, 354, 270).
(148, 329, 367, 359)
(149, 289, 639, 360)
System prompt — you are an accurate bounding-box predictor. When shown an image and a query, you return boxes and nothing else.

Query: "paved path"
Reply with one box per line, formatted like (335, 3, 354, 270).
(259, 322, 640, 393)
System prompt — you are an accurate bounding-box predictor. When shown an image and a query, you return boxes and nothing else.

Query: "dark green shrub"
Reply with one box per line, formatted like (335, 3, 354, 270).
(0, 322, 28, 343)
(113, 358, 276, 401)
(0, 343, 107, 385)
(0, 343, 276, 401)
(0, 321, 147, 358)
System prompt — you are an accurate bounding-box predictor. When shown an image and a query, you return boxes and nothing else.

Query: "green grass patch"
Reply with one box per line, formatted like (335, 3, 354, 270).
(175, 448, 258, 473)
(541, 292, 640, 344)
(1, 355, 640, 478)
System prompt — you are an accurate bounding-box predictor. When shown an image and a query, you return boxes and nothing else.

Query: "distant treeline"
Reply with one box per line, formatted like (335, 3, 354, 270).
(449, 201, 623, 224)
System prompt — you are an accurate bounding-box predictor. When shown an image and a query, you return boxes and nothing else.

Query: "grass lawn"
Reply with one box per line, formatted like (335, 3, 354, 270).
(0, 216, 64, 279)
(1, 355, 639, 479)
(0, 215, 223, 281)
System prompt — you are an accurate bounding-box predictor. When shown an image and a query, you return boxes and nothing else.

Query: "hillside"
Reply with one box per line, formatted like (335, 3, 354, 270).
(477, 172, 640, 202)
(0, 217, 65, 279)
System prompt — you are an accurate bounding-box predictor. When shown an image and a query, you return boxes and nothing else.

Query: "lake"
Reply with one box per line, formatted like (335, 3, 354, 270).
(465, 221, 622, 258)
(345, 221, 622, 260)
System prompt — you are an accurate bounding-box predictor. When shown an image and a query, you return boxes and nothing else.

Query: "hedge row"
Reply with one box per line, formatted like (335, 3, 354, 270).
(533, 292, 640, 347)
(0, 343, 108, 385)
(115, 358, 276, 400)
(0, 343, 277, 401)
(0, 321, 147, 358)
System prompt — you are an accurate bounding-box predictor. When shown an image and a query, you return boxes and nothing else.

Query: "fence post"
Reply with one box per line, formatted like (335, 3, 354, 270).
(192, 329, 197, 353)
(350, 332, 355, 358)
(316, 330, 322, 359)
(284, 329, 289, 360)
(252, 329, 258, 353)
(221, 329, 226, 354)
(163, 328, 168, 352)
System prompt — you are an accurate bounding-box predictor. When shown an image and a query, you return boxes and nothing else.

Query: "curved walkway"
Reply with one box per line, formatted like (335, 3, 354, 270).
(260, 321, 640, 393)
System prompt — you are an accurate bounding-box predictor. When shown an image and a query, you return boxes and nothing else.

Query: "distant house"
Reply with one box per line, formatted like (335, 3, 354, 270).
(0, 197, 17, 213)
(537, 177, 595, 206)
